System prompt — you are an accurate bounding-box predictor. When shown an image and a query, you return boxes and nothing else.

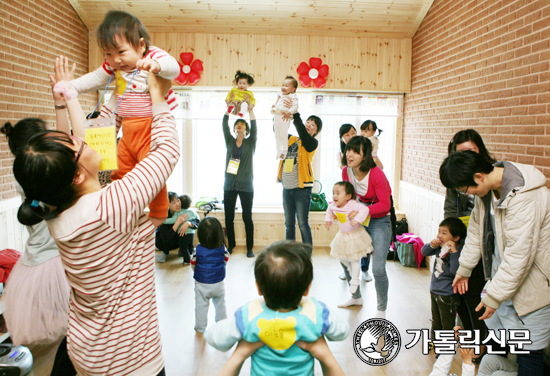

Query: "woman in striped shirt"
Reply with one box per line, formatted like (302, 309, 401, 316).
(13, 73, 179, 376)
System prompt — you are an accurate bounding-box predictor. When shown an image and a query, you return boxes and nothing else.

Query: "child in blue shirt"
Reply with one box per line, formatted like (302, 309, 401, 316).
(421, 217, 467, 340)
(205, 240, 349, 376)
(191, 217, 230, 334)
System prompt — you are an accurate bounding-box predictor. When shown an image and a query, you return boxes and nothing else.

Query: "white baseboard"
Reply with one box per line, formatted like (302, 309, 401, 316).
(398, 181, 445, 244)
(0, 196, 28, 251)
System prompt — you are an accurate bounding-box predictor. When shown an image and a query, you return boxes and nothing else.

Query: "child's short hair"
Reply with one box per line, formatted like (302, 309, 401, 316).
(179, 194, 192, 209)
(255, 241, 313, 310)
(334, 181, 356, 200)
(233, 70, 255, 86)
(197, 217, 225, 249)
(439, 217, 467, 244)
(439, 151, 494, 189)
(97, 10, 151, 55)
(360, 120, 383, 137)
(285, 75, 298, 89)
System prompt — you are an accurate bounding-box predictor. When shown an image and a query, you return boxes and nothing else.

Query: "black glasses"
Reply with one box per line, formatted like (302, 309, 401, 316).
(70, 136, 86, 164)
(457, 186, 469, 196)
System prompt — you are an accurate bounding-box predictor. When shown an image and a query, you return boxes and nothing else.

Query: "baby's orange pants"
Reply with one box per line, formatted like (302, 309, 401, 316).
(111, 117, 168, 219)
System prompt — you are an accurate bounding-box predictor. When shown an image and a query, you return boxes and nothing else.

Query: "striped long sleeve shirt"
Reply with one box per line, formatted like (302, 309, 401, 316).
(47, 103, 180, 376)
(71, 46, 179, 117)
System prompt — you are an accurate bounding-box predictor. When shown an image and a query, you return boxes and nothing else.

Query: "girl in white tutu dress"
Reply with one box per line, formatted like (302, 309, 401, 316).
(325, 181, 373, 294)
(1, 118, 71, 346)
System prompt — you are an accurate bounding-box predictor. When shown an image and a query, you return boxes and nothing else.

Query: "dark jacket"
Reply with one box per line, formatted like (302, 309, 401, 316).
(444, 188, 474, 219)
(192, 244, 228, 284)
(422, 243, 462, 296)
(223, 115, 257, 192)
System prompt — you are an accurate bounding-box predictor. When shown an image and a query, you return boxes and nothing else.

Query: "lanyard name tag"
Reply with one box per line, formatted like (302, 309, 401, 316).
(459, 215, 470, 228)
(227, 158, 240, 174)
(84, 117, 118, 171)
(362, 215, 371, 227)
(283, 158, 294, 173)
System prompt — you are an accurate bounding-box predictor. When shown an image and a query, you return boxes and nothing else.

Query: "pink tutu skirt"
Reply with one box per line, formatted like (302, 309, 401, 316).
(2, 256, 70, 345)
(330, 226, 374, 261)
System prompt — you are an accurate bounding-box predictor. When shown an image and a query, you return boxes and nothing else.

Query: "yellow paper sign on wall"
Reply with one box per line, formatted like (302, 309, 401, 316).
(85, 126, 118, 171)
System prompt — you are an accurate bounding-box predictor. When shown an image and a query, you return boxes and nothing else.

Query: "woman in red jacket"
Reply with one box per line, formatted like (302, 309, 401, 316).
(340, 136, 392, 318)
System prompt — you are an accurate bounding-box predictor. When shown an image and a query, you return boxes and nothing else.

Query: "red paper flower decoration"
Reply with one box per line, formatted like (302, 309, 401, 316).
(175, 52, 204, 85)
(297, 57, 329, 89)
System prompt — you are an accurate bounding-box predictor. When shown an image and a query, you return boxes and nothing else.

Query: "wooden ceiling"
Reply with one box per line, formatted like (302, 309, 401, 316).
(68, 0, 435, 38)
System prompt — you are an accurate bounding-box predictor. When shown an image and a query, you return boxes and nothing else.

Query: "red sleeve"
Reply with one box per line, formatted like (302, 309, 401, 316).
(101, 61, 114, 75)
(367, 167, 392, 218)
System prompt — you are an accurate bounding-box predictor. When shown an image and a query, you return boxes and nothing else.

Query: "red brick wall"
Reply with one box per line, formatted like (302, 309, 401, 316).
(403, 0, 550, 194)
(0, 0, 95, 200)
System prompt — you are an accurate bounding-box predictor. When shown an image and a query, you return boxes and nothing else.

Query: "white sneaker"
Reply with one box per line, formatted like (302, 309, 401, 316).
(157, 253, 167, 263)
(338, 297, 363, 308)
(375, 310, 386, 319)
(362, 271, 373, 282)
(338, 272, 346, 280)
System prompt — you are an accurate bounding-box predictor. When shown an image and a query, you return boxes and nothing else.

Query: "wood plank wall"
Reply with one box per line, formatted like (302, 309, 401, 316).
(89, 33, 412, 92)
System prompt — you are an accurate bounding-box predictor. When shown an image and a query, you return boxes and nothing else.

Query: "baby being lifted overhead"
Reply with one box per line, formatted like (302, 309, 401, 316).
(225, 70, 256, 118)
(64, 10, 180, 222)
(271, 76, 299, 159)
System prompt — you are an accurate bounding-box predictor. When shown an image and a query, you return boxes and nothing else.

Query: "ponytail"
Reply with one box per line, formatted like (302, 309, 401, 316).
(17, 198, 58, 226)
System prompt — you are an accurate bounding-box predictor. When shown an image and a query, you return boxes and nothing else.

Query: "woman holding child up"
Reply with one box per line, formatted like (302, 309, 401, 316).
(440, 151, 550, 376)
(222, 98, 257, 258)
(340, 136, 392, 318)
(13, 74, 177, 376)
(277, 112, 323, 248)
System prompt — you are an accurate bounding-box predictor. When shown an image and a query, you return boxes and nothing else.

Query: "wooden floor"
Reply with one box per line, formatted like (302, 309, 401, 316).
(26, 247, 467, 375)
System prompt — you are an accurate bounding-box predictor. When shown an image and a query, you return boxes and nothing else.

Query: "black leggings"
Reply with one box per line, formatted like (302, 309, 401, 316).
(456, 261, 487, 338)
(51, 337, 166, 376)
(51, 337, 76, 376)
(156, 224, 194, 262)
(224, 190, 254, 251)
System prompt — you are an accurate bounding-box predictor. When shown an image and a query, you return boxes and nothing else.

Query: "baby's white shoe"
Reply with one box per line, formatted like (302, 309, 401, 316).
(338, 297, 363, 308)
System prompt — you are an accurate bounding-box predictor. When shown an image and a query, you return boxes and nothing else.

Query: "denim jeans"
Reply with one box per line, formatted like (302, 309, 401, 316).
(485, 299, 550, 376)
(361, 253, 371, 272)
(282, 187, 313, 247)
(364, 215, 392, 311)
(224, 190, 254, 251)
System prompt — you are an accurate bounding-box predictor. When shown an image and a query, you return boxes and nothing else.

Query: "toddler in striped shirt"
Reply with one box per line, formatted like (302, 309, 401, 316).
(67, 10, 180, 224)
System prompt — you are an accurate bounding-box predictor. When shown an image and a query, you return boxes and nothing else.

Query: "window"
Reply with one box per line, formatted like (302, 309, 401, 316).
(167, 89, 401, 207)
